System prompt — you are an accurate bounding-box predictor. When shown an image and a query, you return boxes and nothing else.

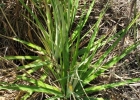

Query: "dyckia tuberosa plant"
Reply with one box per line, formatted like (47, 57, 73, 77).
(0, 0, 140, 100)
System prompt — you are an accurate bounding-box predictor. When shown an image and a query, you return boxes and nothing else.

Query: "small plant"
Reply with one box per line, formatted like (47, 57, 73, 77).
(0, 0, 140, 100)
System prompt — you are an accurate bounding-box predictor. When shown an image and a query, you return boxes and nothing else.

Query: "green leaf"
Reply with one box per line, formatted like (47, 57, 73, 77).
(17, 76, 60, 92)
(17, 59, 49, 70)
(0, 82, 62, 96)
(12, 38, 46, 55)
(83, 77, 140, 94)
(2, 56, 39, 60)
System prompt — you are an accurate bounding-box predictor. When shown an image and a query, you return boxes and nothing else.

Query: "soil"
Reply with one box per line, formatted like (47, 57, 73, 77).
(0, 0, 140, 100)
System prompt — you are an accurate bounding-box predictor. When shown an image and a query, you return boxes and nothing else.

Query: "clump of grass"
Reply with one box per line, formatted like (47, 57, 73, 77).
(0, 0, 140, 100)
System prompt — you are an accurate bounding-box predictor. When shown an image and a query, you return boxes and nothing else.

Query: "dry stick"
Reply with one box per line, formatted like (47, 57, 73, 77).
(0, 7, 17, 37)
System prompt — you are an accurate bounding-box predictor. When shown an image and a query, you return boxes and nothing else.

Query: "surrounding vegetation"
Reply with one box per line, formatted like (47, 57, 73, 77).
(0, 0, 140, 100)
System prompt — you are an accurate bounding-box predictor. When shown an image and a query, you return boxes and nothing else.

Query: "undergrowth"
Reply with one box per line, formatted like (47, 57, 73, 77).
(0, 0, 140, 100)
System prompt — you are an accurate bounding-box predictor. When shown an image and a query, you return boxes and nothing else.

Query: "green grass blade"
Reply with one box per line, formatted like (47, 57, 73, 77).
(78, 30, 120, 56)
(0, 82, 62, 96)
(17, 59, 49, 70)
(69, 0, 97, 68)
(70, 0, 96, 45)
(19, 0, 47, 35)
(2, 56, 39, 60)
(70, 27, 81, 70)
(81, 2, 108, 61)
(77, 3, 109, 80)
(21, 92, 32, 100)
(68, 0, 79, 29)
(12, 38, 46, 55)
(19, 0, 52, 56)
(22, 64, 44, 77)
(17, 75, 60, 92)
(83, 40, 140, 84)
(84, 77, 140, 94)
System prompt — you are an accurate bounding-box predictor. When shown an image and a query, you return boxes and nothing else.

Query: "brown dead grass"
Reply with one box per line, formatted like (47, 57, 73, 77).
(0, 0, 140, 100)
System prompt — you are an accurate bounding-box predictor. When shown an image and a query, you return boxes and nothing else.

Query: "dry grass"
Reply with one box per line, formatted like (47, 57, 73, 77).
(0, 0, 140, 99)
